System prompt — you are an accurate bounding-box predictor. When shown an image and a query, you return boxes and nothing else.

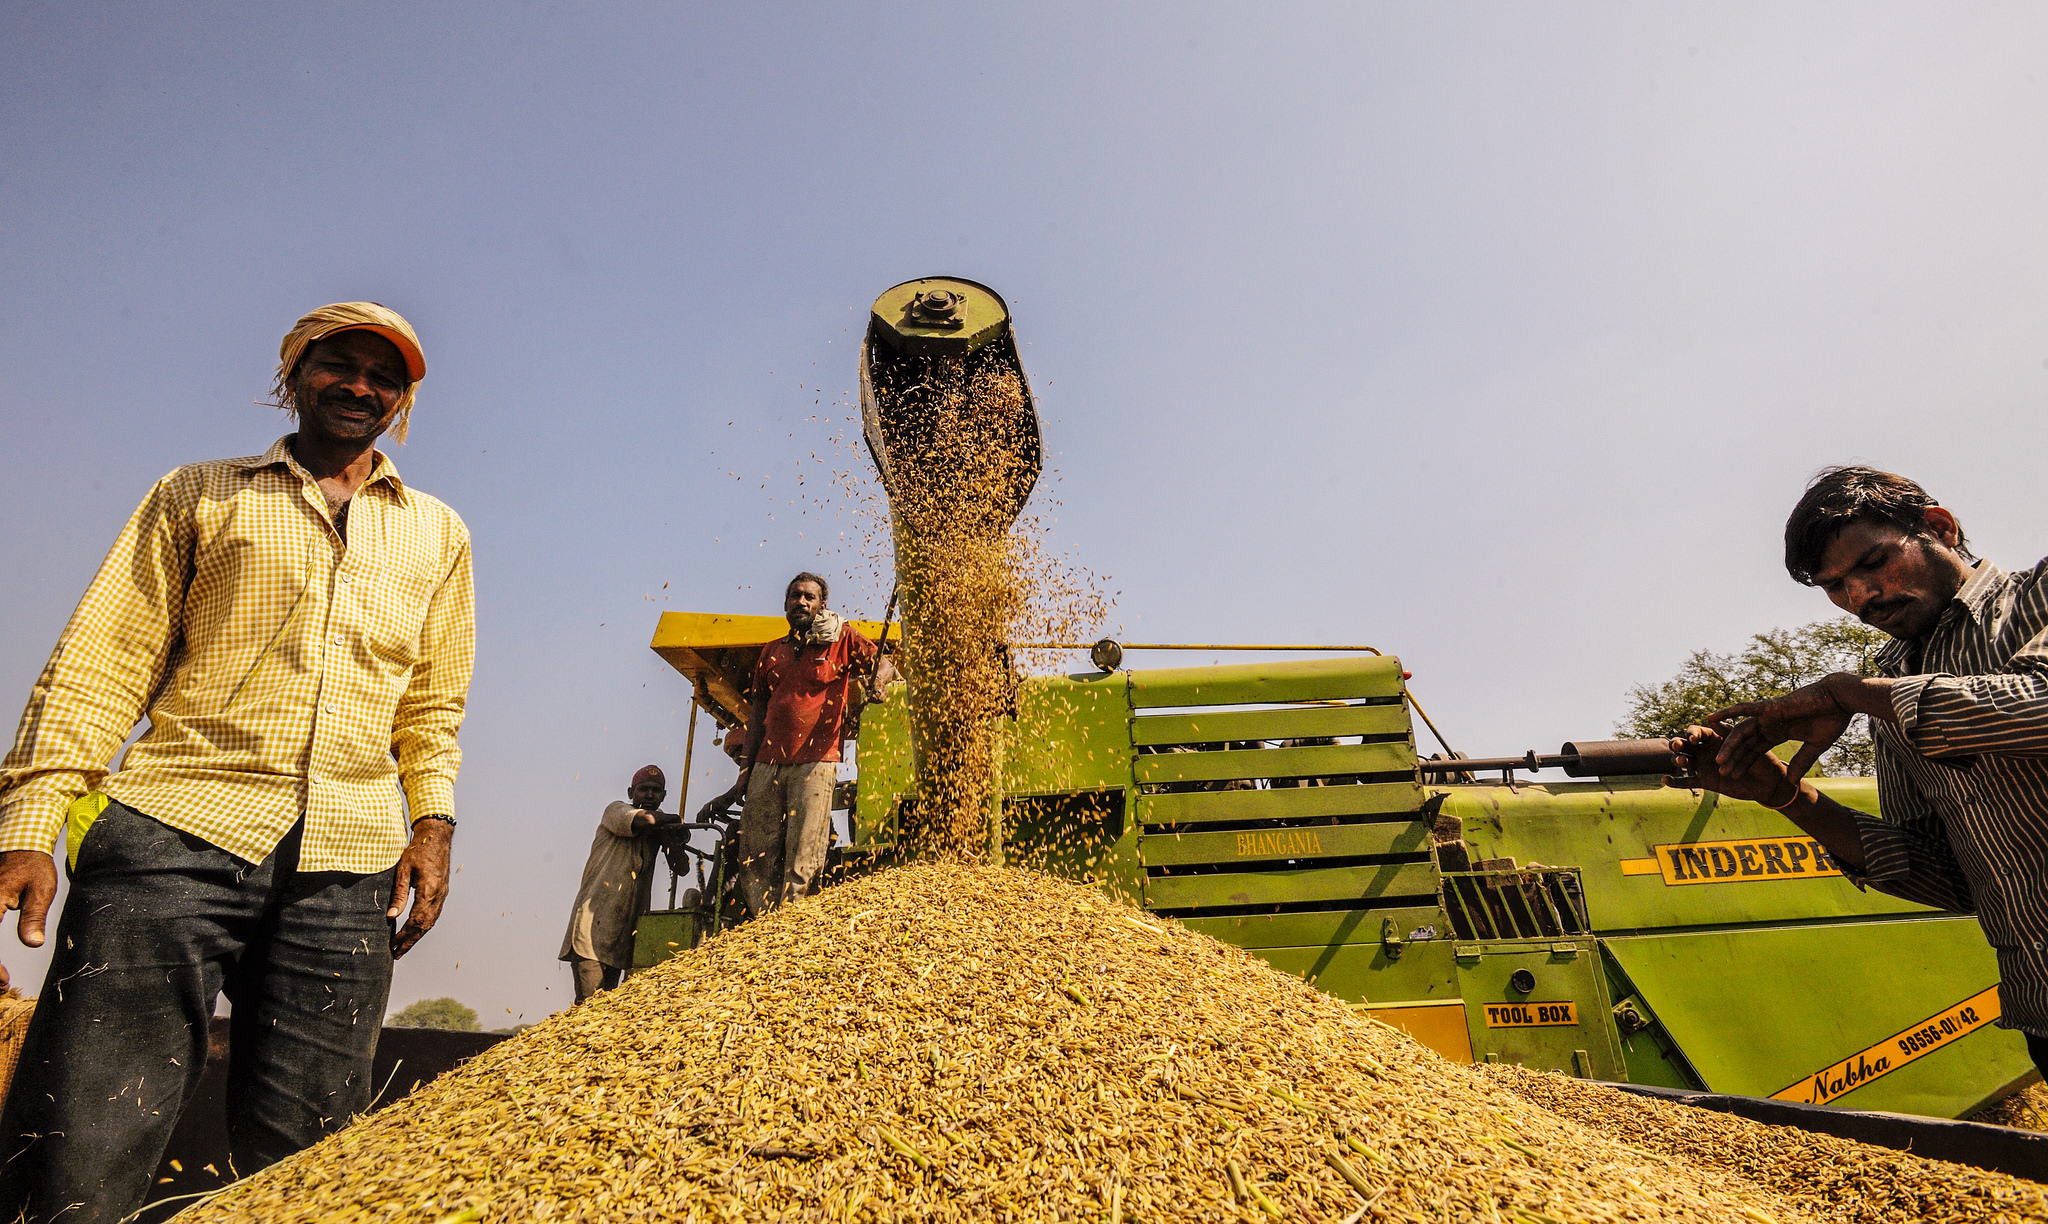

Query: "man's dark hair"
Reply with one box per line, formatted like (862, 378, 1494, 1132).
(1784, 466, 1969, 585)
(786, 571, 829, 603)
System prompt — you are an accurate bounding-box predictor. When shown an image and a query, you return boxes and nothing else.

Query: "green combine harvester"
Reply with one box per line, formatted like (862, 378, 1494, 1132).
(648, 630, 2033, 1121)
(641, 275, 2036, 1126)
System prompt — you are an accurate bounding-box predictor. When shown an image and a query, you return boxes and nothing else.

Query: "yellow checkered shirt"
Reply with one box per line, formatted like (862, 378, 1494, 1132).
(0, 436, 475, 872)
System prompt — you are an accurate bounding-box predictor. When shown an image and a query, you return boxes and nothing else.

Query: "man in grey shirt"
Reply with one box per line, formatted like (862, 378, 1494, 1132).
(559, 765, 678, 1002)
(1672, 466, 2048, 1075)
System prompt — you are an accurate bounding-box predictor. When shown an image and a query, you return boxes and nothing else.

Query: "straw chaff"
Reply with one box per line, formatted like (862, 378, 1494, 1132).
(1482, 1062, 2048, 1222)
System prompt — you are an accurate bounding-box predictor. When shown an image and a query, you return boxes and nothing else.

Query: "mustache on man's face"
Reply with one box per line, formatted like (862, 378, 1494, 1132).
(1861, 597, 1911, 627)
(319, 389, 383, 411)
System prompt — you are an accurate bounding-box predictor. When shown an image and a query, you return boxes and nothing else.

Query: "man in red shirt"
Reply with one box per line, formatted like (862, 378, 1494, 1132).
(738, 573, 895, 918)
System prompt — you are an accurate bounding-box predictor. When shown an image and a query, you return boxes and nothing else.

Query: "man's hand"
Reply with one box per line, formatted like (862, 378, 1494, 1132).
(1710, 673, 1885, 782)
(0, 850, 56, 990)
(870, 655, 899, 704)
(388, 820, 453, 959)
(1668, 725, 1800, 807)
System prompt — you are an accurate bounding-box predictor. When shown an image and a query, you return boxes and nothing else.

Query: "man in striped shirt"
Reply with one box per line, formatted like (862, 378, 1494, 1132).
(1672, 466, 2048, 1074)
(0, 303, 475, 1222)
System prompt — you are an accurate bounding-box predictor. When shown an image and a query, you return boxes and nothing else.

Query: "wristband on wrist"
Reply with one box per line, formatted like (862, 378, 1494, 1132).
(412, 813, 457, 831)
(1765, 784, 1804, 811)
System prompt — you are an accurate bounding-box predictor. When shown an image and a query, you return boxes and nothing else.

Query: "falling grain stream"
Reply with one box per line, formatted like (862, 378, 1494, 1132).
(867, 345, 1033, 862)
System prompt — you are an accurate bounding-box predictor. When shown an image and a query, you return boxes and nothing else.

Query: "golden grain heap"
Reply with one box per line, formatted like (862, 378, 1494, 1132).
(871, 348, 1034, 860)
(1974, 1082, 2048, 1132)
(0, 992, 35, 1108)
(179, 867, 2045, 1223)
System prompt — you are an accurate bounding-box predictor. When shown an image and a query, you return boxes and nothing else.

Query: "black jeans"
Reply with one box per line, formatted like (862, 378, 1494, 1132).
(0, 801, 396, 1224)
(2030, 1031, 2048, 1083)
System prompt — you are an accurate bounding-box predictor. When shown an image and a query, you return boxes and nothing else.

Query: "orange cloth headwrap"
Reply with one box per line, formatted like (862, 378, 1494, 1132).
(273, 302, 427, 442)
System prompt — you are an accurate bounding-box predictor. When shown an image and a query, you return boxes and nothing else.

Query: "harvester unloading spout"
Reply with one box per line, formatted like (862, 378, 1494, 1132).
(857, 277, 1042, 862)
(858, 277, 1042, 537)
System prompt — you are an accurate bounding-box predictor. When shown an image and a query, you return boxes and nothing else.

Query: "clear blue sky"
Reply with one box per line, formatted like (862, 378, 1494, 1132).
(5, 4, 2047, 1025)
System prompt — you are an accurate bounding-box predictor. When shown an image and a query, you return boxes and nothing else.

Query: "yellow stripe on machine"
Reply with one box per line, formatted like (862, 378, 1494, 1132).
(1772, 984, 2002, 1105)
(1618, 837, 1844, 885)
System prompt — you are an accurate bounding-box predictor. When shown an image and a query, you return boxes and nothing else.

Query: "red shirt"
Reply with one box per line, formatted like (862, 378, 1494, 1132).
(751, 627, 878, 764)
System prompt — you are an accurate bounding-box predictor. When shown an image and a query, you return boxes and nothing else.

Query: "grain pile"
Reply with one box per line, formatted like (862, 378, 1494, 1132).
(1480, 1063, 2047, 1222)
(1973, 1083, 2048, 1133)
(175, 867, 2045, 1223)
(871, 348, 1034, 859)
(0, 992, 34, 1108)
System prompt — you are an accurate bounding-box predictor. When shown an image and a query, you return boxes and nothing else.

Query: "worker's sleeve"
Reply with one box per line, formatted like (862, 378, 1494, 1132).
(0, 471, 199, 854)
(1892, 563, 2048, 760)
(845, 629, 879, 667)
(599, 801, 645, 838)
(391, 524, 475, 825)
(1837, 741, 1976, 914)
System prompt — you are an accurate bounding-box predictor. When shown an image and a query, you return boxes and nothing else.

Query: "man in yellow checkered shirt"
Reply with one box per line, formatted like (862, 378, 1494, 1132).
(0, 303, 476, 1223)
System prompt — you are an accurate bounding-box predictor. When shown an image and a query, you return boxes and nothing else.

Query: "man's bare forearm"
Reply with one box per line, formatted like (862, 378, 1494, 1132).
(1821, 672, 1899, 723)
(1765, 781, 1872, 873)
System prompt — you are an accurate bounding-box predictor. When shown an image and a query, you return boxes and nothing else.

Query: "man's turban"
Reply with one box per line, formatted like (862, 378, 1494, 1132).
(631, 765, 666, 789)
(273, 302, 427, 442)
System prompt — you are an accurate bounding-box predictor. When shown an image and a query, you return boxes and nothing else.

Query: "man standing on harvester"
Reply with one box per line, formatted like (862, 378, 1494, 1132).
(560, 765, 683, 1002)
(1673, 466, 2048, 1076)
(0, 303, 474, 1223)
(737, 573, 894, 919)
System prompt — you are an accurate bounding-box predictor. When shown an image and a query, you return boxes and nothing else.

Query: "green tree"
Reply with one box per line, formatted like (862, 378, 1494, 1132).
(1617, 617, 1887, 776)
(387, 996, 481, 1031)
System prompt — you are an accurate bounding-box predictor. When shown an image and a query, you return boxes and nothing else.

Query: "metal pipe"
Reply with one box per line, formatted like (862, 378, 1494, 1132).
(1015, 642, 1386, 652)
(1560, 739, 1679, 778)
(1418, 753, 1546, 775)
(672, 693, 700, 909)
(1403, 692, 1458, 761)
(1416, 739, 1680, 779)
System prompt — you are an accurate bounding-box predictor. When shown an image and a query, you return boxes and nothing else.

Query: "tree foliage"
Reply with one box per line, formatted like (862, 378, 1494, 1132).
(388, 996, 481, 1031)
(1616, 617, 1887, 776)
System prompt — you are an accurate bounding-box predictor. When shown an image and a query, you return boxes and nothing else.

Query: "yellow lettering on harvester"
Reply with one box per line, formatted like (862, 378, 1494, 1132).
(1772, 984, 2001, 1104)
(1233, 830, 1325, 858)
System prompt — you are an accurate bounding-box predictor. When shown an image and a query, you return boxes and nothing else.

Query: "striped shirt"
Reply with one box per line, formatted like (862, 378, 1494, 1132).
(0, 436, 474, 873)
(1845, 558, 2048, 1035)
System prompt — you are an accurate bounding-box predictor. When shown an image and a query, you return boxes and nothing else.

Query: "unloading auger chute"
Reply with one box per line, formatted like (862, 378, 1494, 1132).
(858, 276, 1042, 537)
